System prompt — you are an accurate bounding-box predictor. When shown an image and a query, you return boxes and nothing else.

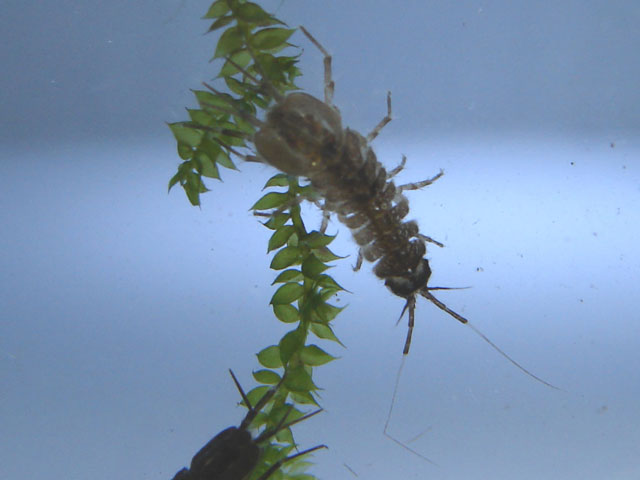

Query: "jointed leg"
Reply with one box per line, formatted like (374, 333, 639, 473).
(397, 169, 444, 193)
(367, 91, 392, 142)
(387, 155, 407, 179)
(353, 250, 364, 272)
(318, 202, 331, 233)
(418, 233, 444, 248)
(299, 26, 334, 106)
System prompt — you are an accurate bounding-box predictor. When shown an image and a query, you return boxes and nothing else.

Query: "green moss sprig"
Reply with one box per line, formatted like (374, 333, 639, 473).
(169, 2, 349, 479)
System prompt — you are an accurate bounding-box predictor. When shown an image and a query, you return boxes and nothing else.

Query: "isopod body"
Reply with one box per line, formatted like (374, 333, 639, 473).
(248, 28, 444, 354)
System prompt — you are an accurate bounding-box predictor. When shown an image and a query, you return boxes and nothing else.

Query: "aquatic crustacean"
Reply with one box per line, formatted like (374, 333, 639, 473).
(195, 27, 556, 388)
(210, 26, 452, 356)
(171, 370, 324, 480)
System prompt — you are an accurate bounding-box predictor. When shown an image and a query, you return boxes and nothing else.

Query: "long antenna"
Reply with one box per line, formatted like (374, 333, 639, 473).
(383, 356, 439, 466)
(420, 290, 560, 390)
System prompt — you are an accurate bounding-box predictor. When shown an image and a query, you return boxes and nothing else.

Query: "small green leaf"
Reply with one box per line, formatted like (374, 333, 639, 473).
(193, 89, 222, 108)
(169, 122, 202, 147)
(214, 26, 244, 58)
(185, 170, 208, 193)
(314, 300, 345, 324)
(187, 108, 216, 125)
(310, 323, 344, 346)
(235, 2, 272, 23)
(251, 27, 296, 51)
(168, 171, 182, 192)
(284, 365, 316, 392)
(276, 55, 302, 86)
(203, 0, 230, 19)
(286, 461, 314, 475)
(246, 386, 271, 408)
(312, 245, 346, 262)
(257, 345, 282, 368)
(274, 424, 294, 445)
(251, 92, 271, 110)
(233, 114, 258, 136)
(206, 14, 234, 33)
(320, 287, 342, 302)
(176, 142, 194, 160)
(303, 231, 335, 248)
(289, 390, 319, 406)
(219, 50, 252, 77)
(301, 254, 329, 279)
(212, 118, 248, 138)
(251, 192, 290, 210)
(184, 188, 199, 206)
(268, 225, 296, 252)
(316, 274, 346, 292)
(194, 151, 220, 180)
(270, 282, 304, 305)
(270, 246, 302, 270)
(272, 269, 303, 284)
(197, 135, 223, 162)
(263, 213, 290, 230)
(253, 369, 281, 385)
(215, 149, 236, 169)
(299, 345, 337, 366)
(273, 304, 299, 323)
(271, 403, 304, 424)
(254, 52, 286, 84)
(224, 75, 250, 96)
(264, 174, 291, 188)
(286, 232, 299, 247)
(261, 443, 294, 466)
(279, 329, 305, 364)
(289, 474, 318, 480)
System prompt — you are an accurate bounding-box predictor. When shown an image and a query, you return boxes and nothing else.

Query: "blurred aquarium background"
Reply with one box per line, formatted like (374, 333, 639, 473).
(1, 1, 639, 479)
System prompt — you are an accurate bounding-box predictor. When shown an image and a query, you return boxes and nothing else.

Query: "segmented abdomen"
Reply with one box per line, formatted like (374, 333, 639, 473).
(258, 95, 429, 299)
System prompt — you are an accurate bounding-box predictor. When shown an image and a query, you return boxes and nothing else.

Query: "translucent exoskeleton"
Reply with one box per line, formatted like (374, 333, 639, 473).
(194, 27, 556, 389)
(171, 370, 325, 480)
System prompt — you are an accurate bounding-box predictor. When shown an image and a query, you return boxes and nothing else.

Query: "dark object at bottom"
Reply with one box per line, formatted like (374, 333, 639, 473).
(171, 370, 325, 480)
